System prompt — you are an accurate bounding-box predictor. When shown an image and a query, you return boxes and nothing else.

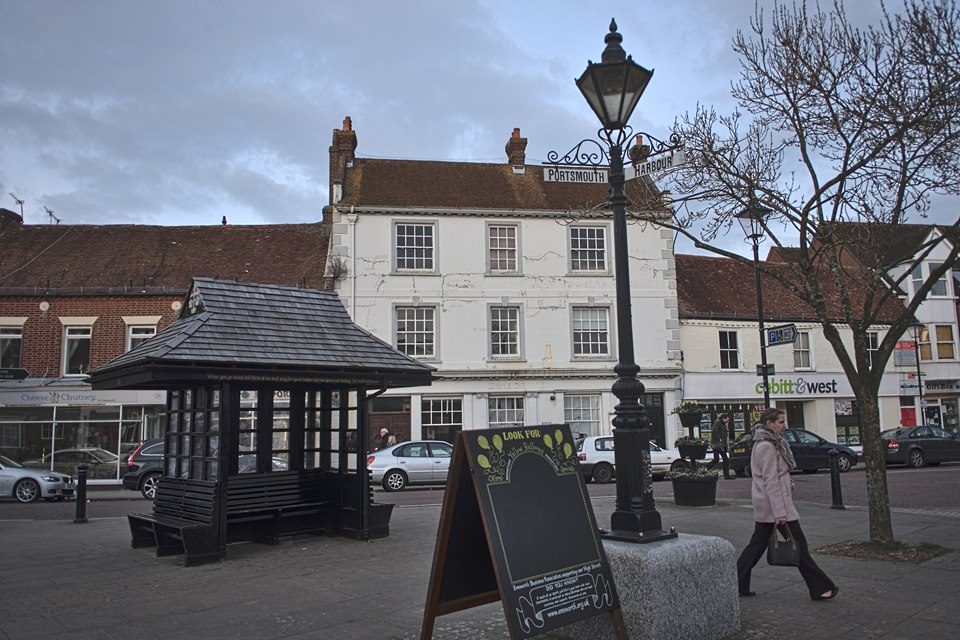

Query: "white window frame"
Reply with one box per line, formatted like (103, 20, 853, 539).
(394, 305, 438, 360)
(488, 305, 523, 360)
(571, 306, 612, 358)
(62, 326, 93, 376)
(719, 330, 740, 370)
(486, 222, 520, 275)
(792, 330, 812, 370)
(568, 224, 610, 274)
(867, 331, 880, 369)
(563, 394, 602, 437)
(421, 397, 463, 440)
(489, 396, 525, 427)
(928, 262, 951, 297)
(0, 326, 23, 368)
(126, 325, 156, 352)
(393, 221, 437, 273)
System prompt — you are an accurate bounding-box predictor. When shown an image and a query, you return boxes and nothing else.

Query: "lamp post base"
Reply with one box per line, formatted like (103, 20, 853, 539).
(602, 527, 678, 544)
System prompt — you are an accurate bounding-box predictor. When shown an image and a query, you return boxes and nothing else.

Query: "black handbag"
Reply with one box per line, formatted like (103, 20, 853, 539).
(767, 525, 800, 566)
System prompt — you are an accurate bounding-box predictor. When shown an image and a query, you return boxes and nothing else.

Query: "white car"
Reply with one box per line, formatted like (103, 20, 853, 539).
(366, 440, 453, 491)
(0, 455, 75, 503)
(576, 435, 692, 483)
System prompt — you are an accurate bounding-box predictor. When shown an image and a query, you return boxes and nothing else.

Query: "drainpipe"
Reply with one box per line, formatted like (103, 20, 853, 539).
(347, 206, 358, 318)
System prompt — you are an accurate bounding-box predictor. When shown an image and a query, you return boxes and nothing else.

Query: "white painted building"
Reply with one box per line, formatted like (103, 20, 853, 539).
(324, 119, 683, 448)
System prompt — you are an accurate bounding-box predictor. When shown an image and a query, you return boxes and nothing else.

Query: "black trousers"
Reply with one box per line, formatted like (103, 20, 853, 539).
(736, 521, 836, 598)
(707, 449, 730, 476)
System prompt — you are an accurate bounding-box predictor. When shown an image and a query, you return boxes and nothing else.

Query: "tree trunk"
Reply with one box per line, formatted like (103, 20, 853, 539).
(855, 384, 894, 544)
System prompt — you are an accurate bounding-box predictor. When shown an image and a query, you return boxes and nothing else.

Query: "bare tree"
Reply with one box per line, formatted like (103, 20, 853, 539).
(636, 0, 960, 543)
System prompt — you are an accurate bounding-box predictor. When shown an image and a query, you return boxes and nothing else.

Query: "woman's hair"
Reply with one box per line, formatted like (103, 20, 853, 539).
(759, 408, 785, 425)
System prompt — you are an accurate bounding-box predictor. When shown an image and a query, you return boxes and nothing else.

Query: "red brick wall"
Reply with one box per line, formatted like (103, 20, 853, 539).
(0, 295, 182, 376)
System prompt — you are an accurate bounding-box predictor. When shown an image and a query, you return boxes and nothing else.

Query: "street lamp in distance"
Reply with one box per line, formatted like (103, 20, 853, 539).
(575, 19, 675, 544)
(909, 318, 926, 421)
(735, 204, 773, 409)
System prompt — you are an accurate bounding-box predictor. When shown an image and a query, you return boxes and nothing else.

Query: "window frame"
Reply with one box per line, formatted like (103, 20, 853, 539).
(421, 396, 463, 444)
(935, 324, 956, 360)
(718, 330, 740, 370)
(488, 304, 524, 361)
(62, 326, 93, 376)
(568, 224, 611, 274)
(393, 305, 439, 361)
(393, 220, 438, 273)
(0, 326, 23, 368)
(927, 262, 950, 297)
(563, 394, 602, 437)
(866, 331, 880, 369)
(793, 330, 812, 370)
(488, 395, 525, 428)
(486, 222, 521, 275)
(570, 305, 613, 359)
(126, 325, 157, 352)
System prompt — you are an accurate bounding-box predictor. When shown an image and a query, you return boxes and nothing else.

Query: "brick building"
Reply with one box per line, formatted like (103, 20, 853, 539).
(0, 208, 328, 483)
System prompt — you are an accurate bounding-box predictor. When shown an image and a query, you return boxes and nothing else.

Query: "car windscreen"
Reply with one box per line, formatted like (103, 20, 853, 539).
(89, 449, 119, 462)
(880, 429, 905, 438)
(0, 454, 25, 468)
(732, 433, 752, 446)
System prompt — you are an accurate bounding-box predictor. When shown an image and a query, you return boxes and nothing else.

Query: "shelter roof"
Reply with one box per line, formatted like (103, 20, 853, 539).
(89, 278, 434, 390)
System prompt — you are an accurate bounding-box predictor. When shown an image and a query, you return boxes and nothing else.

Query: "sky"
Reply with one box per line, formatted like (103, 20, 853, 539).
(1, 0, 955, 255)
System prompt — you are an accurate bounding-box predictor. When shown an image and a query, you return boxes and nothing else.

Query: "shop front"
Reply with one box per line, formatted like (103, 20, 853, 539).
(683, 371, 902, 445)
(0, 380, 165, 483)
(923, 379, 960, 433)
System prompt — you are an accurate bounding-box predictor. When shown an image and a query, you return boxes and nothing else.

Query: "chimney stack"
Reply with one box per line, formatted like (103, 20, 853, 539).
(329, 116, 358, 205)
(505, 128, 527, 171)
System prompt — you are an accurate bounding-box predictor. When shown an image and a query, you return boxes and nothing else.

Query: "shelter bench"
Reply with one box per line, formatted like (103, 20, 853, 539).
(225, 470, 335, 544)
(128, 477, 222, 566)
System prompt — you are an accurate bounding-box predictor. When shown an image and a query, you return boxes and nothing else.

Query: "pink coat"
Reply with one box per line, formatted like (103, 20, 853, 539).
(750, 440, 800, 523)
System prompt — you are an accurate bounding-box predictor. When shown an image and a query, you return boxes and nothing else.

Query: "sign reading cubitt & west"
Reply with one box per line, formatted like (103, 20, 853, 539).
(420, 424, 625, 640)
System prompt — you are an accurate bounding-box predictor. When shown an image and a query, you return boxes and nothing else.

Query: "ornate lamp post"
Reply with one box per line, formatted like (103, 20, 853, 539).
(573, 20, 675, 543)
(909, 319, 926, 419)
(735, 204, 772, 408)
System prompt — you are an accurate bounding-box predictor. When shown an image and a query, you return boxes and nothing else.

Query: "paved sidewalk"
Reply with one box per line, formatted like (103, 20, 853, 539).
(1, 495, 958, 640)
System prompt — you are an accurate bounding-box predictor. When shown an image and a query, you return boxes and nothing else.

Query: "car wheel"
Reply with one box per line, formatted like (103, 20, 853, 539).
(670, 459, 690, 472)
(908, 449, 925, 468)
(140, 473, 161, 500)
(592, 463, 614, 484)
(14, 479, 41, 503)
(837, 454, 853, 472)
(382, 470, 407, 492)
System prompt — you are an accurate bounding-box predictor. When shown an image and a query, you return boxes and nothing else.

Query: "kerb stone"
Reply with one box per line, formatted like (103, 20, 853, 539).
(555, 533, 740, 640)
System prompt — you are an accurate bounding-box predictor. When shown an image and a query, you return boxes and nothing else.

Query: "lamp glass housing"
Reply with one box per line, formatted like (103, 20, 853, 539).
(576, 57, 652, 131)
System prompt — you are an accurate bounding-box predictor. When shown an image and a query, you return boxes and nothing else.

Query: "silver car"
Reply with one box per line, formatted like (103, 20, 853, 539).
(0, 455, 75, 503)
(366, 440, 453, 491)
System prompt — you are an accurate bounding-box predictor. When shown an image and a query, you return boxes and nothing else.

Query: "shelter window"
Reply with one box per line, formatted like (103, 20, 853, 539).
(238, 390, 259, 471)
(0, 327, 22, 368)
(63, 326, 92, 375)
(164, 387, 220, 479)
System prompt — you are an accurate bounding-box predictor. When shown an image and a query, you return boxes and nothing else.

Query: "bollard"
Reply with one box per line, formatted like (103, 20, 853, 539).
(828, 449, 845, 510)
(73, 464, 88, 524)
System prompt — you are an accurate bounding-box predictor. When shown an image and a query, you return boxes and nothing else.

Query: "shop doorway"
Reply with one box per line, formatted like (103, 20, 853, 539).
(642, 393, 665, 448)
(369, 396, 411, 450)
(784, 402, 806, 429)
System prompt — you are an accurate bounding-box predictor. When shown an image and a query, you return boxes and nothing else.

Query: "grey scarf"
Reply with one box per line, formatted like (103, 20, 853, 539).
(752, 424, 796, 471)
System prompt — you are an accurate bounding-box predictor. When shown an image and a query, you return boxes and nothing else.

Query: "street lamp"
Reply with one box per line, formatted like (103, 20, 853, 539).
(735, 204, 772, 409)
(909, 319, 926, 421)
(576, 19, 674, 544)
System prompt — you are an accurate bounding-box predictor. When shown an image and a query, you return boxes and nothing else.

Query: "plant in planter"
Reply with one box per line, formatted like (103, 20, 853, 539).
(666, 466, 720, 507)
(671, 401, 704, 434)
(674, 434, 710, 461)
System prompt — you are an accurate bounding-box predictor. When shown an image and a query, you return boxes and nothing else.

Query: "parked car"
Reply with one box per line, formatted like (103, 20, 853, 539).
(0, 454, 75, 503)
(123, 438, 164, 499)
(367, 440, 452, 491)
(238, 455, 290, 474)
(23, 447, 122, 479)
(576, 435, 692, 483)
(882, 425, 960, 468)
(729, 428, 858, 475)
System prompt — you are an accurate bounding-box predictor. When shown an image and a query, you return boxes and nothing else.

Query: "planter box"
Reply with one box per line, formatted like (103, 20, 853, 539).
(678, 444, 708, 460)
(678, 412, 702, 430)
(672, 477, 718, 507)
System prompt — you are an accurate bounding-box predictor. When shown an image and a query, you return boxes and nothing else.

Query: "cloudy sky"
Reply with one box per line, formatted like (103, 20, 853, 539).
(1, 0, 954, 252)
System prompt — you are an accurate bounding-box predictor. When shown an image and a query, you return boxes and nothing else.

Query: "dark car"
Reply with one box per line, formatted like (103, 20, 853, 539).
(882, 425, 960, 468)
(729, 428, 858, 475)
(123, 438, 164, 499)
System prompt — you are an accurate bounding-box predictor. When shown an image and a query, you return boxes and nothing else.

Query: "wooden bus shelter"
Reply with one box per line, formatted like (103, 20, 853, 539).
(88, 278, 434, 565)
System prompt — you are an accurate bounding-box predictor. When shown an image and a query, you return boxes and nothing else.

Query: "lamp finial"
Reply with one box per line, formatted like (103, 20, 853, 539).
(602, 18, 626, 63)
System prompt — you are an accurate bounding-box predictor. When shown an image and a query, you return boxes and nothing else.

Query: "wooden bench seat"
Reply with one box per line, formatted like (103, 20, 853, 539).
(225, 470, 335, 544)
(128, 478, 221, 566)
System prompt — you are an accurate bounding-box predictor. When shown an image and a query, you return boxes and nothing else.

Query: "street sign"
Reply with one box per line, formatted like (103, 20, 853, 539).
(542, 165, 608, 184)
(626, 148, 686, 180)
(0, 368, 28, 381)
(756, 364, 775, 377)
(766, 324, 797, 347)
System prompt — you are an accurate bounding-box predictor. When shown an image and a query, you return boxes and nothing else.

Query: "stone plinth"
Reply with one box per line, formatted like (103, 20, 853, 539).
(555, 533, 740, 640)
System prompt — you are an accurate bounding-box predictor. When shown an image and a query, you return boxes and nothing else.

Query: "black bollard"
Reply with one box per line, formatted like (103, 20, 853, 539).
(73, 464, 88, 524)
(828, 449, 845, 510)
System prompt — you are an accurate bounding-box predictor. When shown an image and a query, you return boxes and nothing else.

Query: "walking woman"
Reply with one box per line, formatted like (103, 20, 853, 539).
(736, 408, 839, 601)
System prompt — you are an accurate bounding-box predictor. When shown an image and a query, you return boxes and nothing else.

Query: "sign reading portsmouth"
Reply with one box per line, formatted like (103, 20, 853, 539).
(542, 166, 608, 184)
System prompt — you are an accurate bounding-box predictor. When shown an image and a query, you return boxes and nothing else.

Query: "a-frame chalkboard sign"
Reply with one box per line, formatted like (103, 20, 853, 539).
(421, 425, 627, 639)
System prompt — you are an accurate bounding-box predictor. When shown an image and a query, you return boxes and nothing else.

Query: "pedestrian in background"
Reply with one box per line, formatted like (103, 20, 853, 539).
(708, 413, 734, 479)
(736, 407, 839, 601)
